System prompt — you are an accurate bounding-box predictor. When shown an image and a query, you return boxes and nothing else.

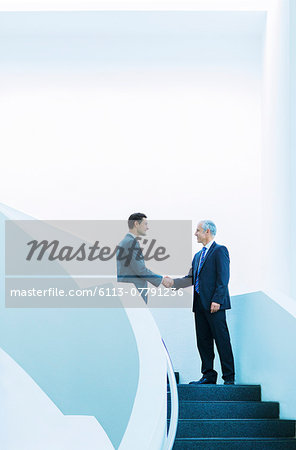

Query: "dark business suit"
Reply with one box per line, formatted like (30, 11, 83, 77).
(174, 241, 235, 381)
(116, 233, 162, 303)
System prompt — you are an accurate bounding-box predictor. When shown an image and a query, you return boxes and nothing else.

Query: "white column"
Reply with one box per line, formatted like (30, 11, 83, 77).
(262, 0, 294, 296)
(290, 0, 296, 297)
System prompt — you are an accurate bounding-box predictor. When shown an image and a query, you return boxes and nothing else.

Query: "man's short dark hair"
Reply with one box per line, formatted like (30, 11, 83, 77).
(128, 213, 147, 230)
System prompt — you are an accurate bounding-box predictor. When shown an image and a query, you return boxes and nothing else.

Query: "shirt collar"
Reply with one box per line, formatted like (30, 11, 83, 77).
(127, 232, 137, 239)
(204, 239, 215, 251)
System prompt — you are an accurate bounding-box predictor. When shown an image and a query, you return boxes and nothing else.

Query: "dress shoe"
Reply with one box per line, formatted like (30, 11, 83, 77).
(190, 375, 217, 385)
(224, 380, 235, 385)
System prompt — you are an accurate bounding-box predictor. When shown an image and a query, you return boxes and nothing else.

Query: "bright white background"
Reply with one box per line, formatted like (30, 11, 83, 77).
(0, 11, 264, 295)
(1, 3, 296, 442)
(1, 0, 295, 408)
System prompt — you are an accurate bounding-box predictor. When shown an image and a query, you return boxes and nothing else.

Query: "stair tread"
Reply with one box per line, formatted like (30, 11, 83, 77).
(174, 418, 295, 438)
(175, 438, 296, 441)
(168, 400, 280, 419)
(171, 385, 262, 401)
(170, 383, 295, 444)
(175, 384, 261, 387)
(175, 419, 294, 422)
(173, 437, 296, 449)
(168, 400, 278, 404)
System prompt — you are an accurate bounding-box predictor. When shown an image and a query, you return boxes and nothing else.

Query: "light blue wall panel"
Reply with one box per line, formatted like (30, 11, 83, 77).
(229, 291, 296, 419)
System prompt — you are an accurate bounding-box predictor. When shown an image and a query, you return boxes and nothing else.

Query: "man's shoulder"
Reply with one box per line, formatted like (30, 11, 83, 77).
(193, 250, 201, 261)
(193, 242, 228, 258)
(214, 243, 229, 259)
(119, 233, 135, 246)
(214, 243, 228, 251)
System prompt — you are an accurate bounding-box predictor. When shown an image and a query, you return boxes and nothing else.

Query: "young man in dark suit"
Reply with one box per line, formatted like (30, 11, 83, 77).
(164, 220, 235, 384)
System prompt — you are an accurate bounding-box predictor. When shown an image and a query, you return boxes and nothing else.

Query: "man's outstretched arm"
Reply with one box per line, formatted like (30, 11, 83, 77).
(127, 246, 163, 287)
(162, 267, 193, 289)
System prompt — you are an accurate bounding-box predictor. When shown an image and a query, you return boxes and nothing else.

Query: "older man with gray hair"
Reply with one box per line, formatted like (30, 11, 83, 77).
(164, 220, 235, 384)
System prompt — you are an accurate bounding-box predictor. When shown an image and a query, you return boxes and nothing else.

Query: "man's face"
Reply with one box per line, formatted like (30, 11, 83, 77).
(194, 222, 207, 245)
(136, 218, 149, 236)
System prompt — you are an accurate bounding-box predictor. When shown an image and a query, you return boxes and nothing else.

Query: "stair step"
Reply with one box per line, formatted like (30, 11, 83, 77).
(173, 437, 296, 449)
(173, 419, 296, 438)
(169, 384, 261, 401)
(168, 401, 279, 419)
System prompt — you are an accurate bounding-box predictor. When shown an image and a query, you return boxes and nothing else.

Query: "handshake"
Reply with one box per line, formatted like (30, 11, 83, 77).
(161, 276, 174, 288)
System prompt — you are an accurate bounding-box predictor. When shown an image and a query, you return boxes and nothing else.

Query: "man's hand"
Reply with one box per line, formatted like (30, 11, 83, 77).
(162, 276, 174, 288)
(210, 302, 221, 313)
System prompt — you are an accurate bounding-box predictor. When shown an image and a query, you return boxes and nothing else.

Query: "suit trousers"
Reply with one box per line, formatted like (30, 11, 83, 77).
(194, 301, 235, 381)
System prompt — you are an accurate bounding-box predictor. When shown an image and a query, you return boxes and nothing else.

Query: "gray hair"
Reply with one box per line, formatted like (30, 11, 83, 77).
(201, 220, 217, 236)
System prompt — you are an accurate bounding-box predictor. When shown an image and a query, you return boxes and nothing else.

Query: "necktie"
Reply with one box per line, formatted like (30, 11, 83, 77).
(195, 246, 207, 294)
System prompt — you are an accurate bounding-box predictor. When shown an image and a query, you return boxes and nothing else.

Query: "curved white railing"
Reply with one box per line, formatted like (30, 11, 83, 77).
(1, 203, 179, 449)
(162, 339, 179, 450)
(118, 303, 179, 450)
(118, 306, 167, 450)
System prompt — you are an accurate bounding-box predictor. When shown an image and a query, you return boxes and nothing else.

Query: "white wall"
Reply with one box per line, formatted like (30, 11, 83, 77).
(0, 11, 264, 383)
(262, 0, 292, 296)
(0, 349, 114, 450)
(290, 0, 296, 298)
(0, 11, 264, 296)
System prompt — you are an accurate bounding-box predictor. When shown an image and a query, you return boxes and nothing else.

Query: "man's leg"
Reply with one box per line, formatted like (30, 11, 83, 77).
(206, 309, 235, 381)
(194, 310, 217, 380)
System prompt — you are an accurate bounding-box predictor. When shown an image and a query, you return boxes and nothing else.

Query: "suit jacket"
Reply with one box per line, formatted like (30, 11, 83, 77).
(116, 233, 162, 296)
(173, 241, 231, 312)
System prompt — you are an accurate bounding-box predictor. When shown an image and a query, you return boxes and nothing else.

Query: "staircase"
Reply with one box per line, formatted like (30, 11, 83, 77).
(168, 383, 296, 449)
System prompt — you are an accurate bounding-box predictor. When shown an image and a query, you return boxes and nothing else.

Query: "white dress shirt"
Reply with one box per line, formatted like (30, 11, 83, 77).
(197, 239, 215, 271)
(203, 239, 215, 257)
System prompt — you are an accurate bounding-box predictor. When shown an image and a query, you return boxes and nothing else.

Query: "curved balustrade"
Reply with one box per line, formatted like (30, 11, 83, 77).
(162, 339, 179, 450)
(1, 203, 179, 449)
